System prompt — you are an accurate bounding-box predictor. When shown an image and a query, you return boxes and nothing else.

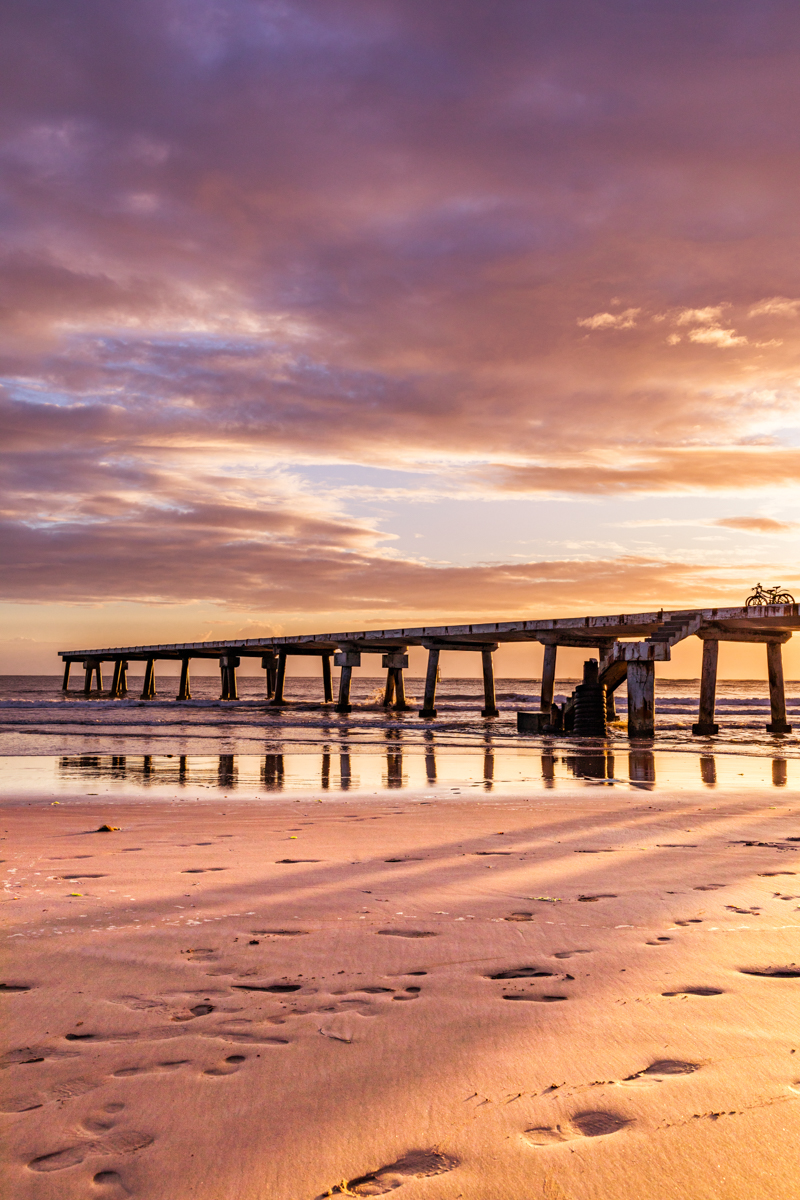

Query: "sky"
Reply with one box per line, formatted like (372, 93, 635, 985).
(2, 0, 800, 676)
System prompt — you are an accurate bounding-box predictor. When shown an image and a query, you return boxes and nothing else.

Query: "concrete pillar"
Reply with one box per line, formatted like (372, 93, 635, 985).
(95, 663, 104, 692)
(270, 652, 287, 706)
(322, 654, 333, 703)
(336, 665, 353, 713)
(627, 660, 655, 738)
(481, 647, 499, 717)
(419, 648, 440, 718)
(141, 658, 156, 700)
(83, 661, 93, 695)
(62, 661, 71, 691)
(219, 657, 229, 701)
(598, 643, 617, 719)
(767, 641, 792, 733)
(382, 669, 396, 707)
(177, 657, 191, 701)
(540, 643, 557, 711)
(110, 659, 123, 699)
(119, 661, 128, 694)
(394, 668, 410, 711)
(261, 654, 277, 700)
(227, 656, 239, 701)
(692, 640, 719, 735)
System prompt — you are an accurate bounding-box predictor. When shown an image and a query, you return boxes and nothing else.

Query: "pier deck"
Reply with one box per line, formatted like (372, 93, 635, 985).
(58, 604, 799, 738)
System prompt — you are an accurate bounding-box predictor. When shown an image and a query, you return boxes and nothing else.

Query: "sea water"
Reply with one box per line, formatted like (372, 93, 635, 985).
(0, 675, 798, 797)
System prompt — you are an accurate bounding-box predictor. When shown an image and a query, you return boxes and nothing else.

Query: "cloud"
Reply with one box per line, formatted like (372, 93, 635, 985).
(714, 516, 796, 534)
(577, 308, 640, 330)
(675, 306, 726, 326)
(687, 326, 747, 348)
(3, 0, 800, 622)
(748, 297, 800, 318)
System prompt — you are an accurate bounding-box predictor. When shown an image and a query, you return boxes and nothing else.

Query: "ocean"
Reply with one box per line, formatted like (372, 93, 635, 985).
(0, 674, 798, 798)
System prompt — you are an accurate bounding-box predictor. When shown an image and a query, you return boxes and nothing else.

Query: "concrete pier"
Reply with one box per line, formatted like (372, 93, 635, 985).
(58, 601, 798, 735)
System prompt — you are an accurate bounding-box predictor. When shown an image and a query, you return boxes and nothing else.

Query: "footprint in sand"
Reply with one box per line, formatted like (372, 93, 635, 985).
(523, 1110, 630, 1146)
(112, 1060, 189, 1077)
(645, 937, 672, 944)
(28, 1121, 154, 1173)
(619, 1060, 700, 1087)
(577, 894, 617, 903)
(552, 950, 592, 960)
(739, 965, 800, 978)
(0, 983, 33, 993)
(0, 1076, 100, 1113)
(662, 986, 723, 997)
(376, 930, 437, 939)
(488, 967, 555, 979)
(319, 1149, 457, 1196)
(1, 1045, 79, 1069)
(503, 993, 568, 1003)
(204, 1054, 246, 1076)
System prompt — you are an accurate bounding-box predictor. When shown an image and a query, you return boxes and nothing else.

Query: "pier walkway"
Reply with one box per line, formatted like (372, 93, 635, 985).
(59, 604, 799, 738)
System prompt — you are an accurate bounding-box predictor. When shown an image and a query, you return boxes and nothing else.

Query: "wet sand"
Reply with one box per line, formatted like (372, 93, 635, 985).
(3, 786, 800, 1199)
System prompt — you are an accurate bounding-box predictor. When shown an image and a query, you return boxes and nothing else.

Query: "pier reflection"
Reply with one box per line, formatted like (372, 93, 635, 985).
(54, 745, 795, 794)
(563, 751, 615, 782)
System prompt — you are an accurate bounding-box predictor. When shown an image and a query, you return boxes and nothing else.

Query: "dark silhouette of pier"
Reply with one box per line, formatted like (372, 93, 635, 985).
(58, 604, 798, 738)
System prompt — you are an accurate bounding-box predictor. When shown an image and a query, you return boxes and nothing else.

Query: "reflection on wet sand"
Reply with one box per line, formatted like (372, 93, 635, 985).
(54, 742, 794, 793)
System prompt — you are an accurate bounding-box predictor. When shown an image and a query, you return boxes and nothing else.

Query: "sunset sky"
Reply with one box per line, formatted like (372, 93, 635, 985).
(3, 1, 800, 675)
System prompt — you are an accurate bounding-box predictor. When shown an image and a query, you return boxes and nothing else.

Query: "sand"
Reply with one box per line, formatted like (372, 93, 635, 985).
(3, 784, 800, 1199)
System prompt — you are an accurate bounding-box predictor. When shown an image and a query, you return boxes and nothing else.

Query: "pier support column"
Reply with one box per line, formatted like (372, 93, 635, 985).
(766, 641, 793, 733)
(692, 640, 719, 735)
(394, 667, 410, 711)
(141, 658, 156, 700)
(177, 657, 191, 701)
(261, 654, 277, 700)
(334, 650, 360, 713)
(540, 643, 557, 711)
(383, 652, 410, 711)
(83, 661, 95, 694)
(419, 648, 440, 718)
(481, 647, 499, 717)
(62, 661, 72, 691)
(599, 642, 617, 720)
(110, 659, 128, 699)
(219, 656, 229, 700)
(336, 666, 353, 713)
(223, 656, 239, 701)
(270, 652, 288, 706)
(322, 654, 333, 703)
(627, 660, 655, 738)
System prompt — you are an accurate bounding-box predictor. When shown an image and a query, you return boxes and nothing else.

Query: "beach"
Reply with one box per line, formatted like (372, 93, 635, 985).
(4, 770, 800, 1199)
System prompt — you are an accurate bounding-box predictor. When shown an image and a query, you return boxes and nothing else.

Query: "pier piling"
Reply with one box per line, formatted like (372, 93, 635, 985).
(481, 647, 499, 717)
(419, 648, 440, 718)
(627, 660, 655, 738)
(270, 652, 288, 706)
(141, 657, 156, 700)
(322, 654, 333, 703)
(177, 657, 191, 701)
(540, 643, 558, 712)
(62, 661, 72, 691)
(693, 640, 719, 735)
(766, 641, 792, 733)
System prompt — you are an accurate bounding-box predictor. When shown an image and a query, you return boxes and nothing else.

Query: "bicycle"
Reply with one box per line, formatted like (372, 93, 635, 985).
(745, 583, 795, 606)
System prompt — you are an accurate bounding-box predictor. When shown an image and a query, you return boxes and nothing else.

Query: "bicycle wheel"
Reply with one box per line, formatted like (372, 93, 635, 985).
(773, 592, 795, 604)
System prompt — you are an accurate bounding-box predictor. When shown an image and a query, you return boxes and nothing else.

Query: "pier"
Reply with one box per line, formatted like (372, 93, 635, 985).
(58, 604, 799, 738)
